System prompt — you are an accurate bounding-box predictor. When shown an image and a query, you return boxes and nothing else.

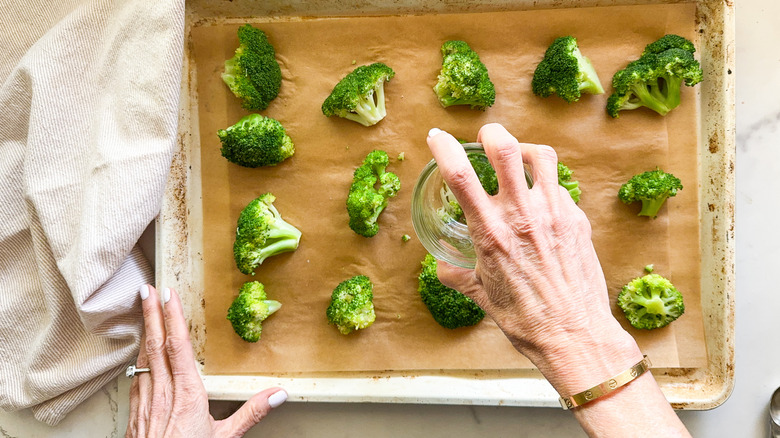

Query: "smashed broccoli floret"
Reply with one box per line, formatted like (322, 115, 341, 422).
(226, 281, 282, 342)
(433, 40, 496, 110)
(346, 150, 400, 237)
(222, 24, 282, 111)
(418, 254, 485, 329)
(618, 273, 685, 330)
(618, 169, 683, 218)
(606, 35, 702, 118)
(438, 152, 498, 223)
(233, 193, 302, 275)
(557, 162, 581, 203)
(326, 275, 376, 335)
(217, 114, 294, 167)
(322, 63, 395, 126)
(532, 36, 604, 103)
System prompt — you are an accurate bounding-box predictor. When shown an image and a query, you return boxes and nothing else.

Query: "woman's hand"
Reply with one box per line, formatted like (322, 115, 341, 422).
(126, 285, 287, 438)
(427, 124, 641, 393)
(427, 124, 690, 437)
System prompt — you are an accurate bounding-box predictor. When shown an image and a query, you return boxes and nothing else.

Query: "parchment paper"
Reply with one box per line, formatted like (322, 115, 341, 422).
(191, 3, 707, 374)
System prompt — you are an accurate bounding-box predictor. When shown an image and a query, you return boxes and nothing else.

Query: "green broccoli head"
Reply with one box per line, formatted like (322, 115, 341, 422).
(226, 281, 282, 342)
(326, 275, 376, 335)
(418, 254, 485, 329)
(346, 150, 400, 237)
(437, 152, 498, 223)
(642, 34, 696, 57)
(233, 193, 302, 275)
(532, 36, 605, 103)
(617, 273, 685, 330)
(557, 162, 581, 203)
(217, 114, 294, 167)
(606, 35, 702, 118)
(322, 63, 395, 127)
(222, 24, 282, 111)
(433, 40, 496, 110)
(618, 169, 683, 218)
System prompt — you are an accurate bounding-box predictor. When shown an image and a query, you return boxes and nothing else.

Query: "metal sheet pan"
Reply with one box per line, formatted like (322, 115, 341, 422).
(159, 0, 735, 409)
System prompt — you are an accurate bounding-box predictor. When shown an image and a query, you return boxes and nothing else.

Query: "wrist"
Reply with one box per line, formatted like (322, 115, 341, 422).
(523, 321, 643, 397)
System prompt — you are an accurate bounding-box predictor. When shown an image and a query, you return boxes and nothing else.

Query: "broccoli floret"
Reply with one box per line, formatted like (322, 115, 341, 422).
(437, 152, 498, 223)
(346, 150, 400, 237)
(606, 35, 702, 118)
(644, 264, 655, 273)
(557, 162, 581, 203)
(326, 275, 376, 335)
(618, 169, 683, 218)
(233, 193, 302, 275)
(617, 273, 685, 330)
(322, 63, 395, 127)
(217, 114, 294, 167)
(532, 36, 604, 103)
(226, 281, 282, 342)
(433, 40, 496, 110)
(418, 254, 485, 329)
(222, 24, 282, 111)
(401, 234, 411, 242)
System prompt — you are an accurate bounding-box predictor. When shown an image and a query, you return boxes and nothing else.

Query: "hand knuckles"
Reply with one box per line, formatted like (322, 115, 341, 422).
(248, 404, 270, 424)
(165, 336, 190, 359)
(145, 336, 166, 358)
(536, 144, 558, 162)
(492, 141, 520, 162)
(443, 166, 473, 192)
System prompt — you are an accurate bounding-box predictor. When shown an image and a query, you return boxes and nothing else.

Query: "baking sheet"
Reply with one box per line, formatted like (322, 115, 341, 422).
(190, 2, 707, 375)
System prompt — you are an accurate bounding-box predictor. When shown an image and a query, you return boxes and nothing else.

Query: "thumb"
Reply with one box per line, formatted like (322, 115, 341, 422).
(217, 388, 287, 437)
(436, 260, 485, 304)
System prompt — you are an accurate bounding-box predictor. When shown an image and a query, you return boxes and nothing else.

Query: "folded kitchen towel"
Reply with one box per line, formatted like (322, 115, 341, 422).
(0, 0, 184, 425)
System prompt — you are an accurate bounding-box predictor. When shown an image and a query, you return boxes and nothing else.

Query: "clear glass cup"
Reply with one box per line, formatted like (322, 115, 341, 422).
(411, 143, 532, 269)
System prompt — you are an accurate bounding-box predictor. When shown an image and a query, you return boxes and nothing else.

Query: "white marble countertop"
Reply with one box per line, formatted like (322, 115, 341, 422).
(0, 0, 774, 436)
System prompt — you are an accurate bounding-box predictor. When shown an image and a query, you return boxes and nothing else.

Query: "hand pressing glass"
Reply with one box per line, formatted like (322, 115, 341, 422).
(426, 124, 690, 438)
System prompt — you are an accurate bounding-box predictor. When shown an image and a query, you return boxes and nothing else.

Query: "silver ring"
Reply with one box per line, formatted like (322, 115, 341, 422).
(126, 364, 151, 378)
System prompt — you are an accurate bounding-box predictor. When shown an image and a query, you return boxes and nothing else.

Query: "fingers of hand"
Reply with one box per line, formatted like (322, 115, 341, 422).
(477, 123, 532, 199)
(435, 259, 488, 306)
(219, 388, 287, 437)
(162, 288, 203, 389)
(141, 285, 174, 435)
(427, 128, 490, 221)
(522, 142, 560, 196)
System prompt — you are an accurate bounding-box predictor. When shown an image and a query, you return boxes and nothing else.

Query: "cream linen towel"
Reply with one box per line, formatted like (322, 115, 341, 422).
(0, 0, 184, 425)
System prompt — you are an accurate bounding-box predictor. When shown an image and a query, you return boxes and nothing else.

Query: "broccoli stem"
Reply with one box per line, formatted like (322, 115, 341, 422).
(639, 196, 669, 218)
(661, 75, 683, 110)
(265, 300, 282, 314)
(343, 83, 387, 127)
(630, 83, 671, 116)
(575, 50, 605, 95)
(251, 238, 300, 266)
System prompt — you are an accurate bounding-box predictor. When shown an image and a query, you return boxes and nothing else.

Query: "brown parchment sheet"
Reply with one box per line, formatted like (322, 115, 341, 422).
(191, 3, 707, 374)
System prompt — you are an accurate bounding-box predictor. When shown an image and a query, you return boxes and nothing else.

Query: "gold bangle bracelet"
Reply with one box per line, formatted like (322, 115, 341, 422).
(559, 355, 651, 410)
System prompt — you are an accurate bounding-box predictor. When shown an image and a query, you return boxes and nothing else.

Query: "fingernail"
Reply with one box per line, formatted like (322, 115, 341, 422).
(268, 390, 287, 408)
(139, 285, 150, 300)
(162, 288, 171, 304)
(427, 128, 443, 138)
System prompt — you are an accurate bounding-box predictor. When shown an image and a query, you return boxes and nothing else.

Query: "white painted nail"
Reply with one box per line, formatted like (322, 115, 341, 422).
(162, 287, 171, 304)
(268, 390, 288, 408)
(139, 285, 150, 300)
(428, 128, 443, 138)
